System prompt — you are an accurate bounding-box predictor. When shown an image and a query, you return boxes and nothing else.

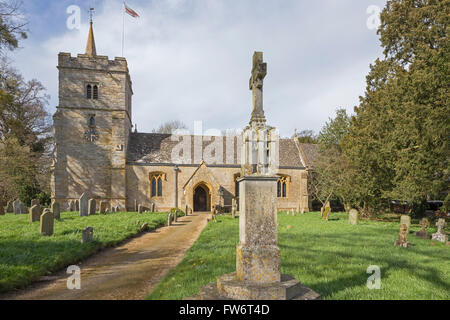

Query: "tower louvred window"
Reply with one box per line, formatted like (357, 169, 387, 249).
(93, 85, 98, 99)
(86, 84, 92, 99)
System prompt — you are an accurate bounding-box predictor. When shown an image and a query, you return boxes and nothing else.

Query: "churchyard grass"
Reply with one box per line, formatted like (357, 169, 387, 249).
(147, 212, 449, 300)
(0, 211, 168, 293)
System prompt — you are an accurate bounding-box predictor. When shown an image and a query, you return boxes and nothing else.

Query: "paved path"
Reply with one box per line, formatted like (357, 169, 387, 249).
(1, 213, 209, 300)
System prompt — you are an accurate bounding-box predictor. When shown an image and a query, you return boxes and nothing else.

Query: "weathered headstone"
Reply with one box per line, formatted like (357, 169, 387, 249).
(52, 202, 61, 220)
(29, 205, 41, 223)
(13, 200, 24, 215)
(151, 203, 156, 213)
(400, 215, 411, 233)
(168, 213, 173, 226)
(82, 227, 94, 243)
(40, 210, 54, 236)
(416, 218, 431, 239)
(138, 204, 143, 214)
(6, 201, 13, 213)
(291, 208, 295, 216)
(185, 205, 189, 216)
(79, 193, 88, 217)
(31, 199, 40, 207)
(134, 199, 138, 212)
(0, 203, 4, 216)
(322, 202, 331, 221)
(432, 219, 448, 243)
(99, 201, 109, 214)
(69, 200, 75, 212)
(394, 223, 410, 248)
(140, 223, 149, 233)
(88, 199, 96, 215)
(174, 210, 178, 222)
(300, 207, 305, 214)
(349, 209, 359, 225)
(75, 200, 80, 211)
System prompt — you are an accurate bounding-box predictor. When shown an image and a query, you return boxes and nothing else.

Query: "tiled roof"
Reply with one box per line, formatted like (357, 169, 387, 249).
(127, 133, 304, 168)
(298, 143, 319, 168)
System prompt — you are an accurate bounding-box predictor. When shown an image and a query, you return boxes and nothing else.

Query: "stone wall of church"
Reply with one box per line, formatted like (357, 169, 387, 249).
(125, 164, 310, 213)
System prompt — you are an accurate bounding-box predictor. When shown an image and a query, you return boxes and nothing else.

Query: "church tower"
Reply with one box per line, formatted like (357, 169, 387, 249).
(51, 15, 133, 210)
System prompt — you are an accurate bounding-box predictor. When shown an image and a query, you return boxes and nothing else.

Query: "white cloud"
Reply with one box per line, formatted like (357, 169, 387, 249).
(13, 0, 387, 137)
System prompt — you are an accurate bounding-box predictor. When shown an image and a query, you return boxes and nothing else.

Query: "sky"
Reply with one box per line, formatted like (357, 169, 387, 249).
(10, 0, 387, 138)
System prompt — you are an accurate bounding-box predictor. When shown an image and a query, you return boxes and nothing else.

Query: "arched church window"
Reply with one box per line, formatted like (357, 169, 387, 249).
(93, 85, 99, 100)
(86, 84, 92, 99)
(89, 116, 95, 127)
(277, 176, 289, 198)
(150, 173, 165, 197)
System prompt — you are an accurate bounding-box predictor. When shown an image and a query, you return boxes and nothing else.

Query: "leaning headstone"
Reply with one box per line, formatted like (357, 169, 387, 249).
(88, 199, 96, 215)
(322, 203, 331, 221)
(6, 201, 13, 213)
(52, 202, 60, 220)
(400, 215, 411, 233)
(416, 218, 431, 239)
(349, 209, 359, 225)
(79, 193, 88, 217)
(81, 227, 94, 243)
(40, 210, 54, 236)
(29, 205, 41, 223)
(394, 223, 410, 248)
(432, 219, 448, 243)
(31, 199, 40, 207)
(0, 203, 4, 216)
(138, 204, 143, 214)
(99, 201, 109, 214)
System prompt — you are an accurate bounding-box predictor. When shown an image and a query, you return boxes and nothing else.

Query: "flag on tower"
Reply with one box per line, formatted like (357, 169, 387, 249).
(124, 2, 140, 18)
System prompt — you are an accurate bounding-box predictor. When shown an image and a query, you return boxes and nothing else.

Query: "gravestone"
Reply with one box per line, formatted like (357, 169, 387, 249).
(232, 205, 236, 219)
(301, 207, 305, 214)
(13, 200, 25, 215)
(0, 203, 4, 216)
(75, 200, 80, 211)
(6, 201, 13, 213)
(394, 223, 410, 248)
(29, 205, 41, 223)
(416, 218, 431, 239)
(99, 201, 109, 214)
(291, 208, 295, 216)
(52, 202, 60, 220)
(134, 199, 138, 212)
(82, 227, 94, 243)
(168, 213, 173, 226)
(140, 223, 149, 233)
(432, 219, 448, 243)
(174, 210, 178, 222)
(79, 193, 88, 217)
(322, 202, 331, 221)
(151, 203, 156, 213)
(138, 204, 143, 214)
(69, 200, 75, 212)
(88, 199, 96, 215)
(349, 209, 359, 225)
(31, 199, 40, 207)
(40, 210, 54, 236)
(185, 205, 189, 216)
(400, 215, 411, 233)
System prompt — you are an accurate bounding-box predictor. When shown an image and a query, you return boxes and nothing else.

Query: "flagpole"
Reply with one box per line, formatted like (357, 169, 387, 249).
(122, 2, 125, 57)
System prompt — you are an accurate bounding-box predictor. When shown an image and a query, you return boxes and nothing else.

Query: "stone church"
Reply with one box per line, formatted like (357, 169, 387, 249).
(51, 21, 318, 213)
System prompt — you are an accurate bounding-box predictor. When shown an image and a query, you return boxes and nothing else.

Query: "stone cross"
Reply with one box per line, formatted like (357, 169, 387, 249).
(79, 193, 88, 217)
(52, 202, 61, 220)
(432, 218, 448, 243)
(82, 227, 94, 243)
(394, 223, 410, 248)
(88, 199, 96, 215)
(29, 205, 41, 223)
(40, 210, 54, 236)
(415, 218, 430, 239)
(249, 52, 267, 128)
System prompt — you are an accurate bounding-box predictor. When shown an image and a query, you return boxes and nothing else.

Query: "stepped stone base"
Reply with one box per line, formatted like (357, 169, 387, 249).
(186, 273, 320, 300)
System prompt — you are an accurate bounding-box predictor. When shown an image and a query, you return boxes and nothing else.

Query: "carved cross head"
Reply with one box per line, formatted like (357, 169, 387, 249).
(249, 52, 267, 90)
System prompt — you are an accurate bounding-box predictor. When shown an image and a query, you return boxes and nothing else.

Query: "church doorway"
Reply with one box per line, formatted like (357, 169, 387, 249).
(193, 184, 211, 212)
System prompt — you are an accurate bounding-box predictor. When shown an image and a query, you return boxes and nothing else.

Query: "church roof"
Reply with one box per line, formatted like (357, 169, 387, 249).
(126, 133, 305, 168)
(298, 143, 319, 169)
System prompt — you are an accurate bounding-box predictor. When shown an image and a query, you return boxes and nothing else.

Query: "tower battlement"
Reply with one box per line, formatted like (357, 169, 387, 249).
(58, 52, 129, 74)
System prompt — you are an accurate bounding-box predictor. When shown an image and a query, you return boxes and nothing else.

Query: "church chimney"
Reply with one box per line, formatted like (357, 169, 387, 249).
(85, 9, 97, 57)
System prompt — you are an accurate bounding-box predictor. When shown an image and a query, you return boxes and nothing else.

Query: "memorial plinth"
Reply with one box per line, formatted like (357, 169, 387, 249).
(190, 176, 320, 300)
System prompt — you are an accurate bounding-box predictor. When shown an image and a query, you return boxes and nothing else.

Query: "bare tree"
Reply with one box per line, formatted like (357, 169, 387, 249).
(0, 0, 28, 53)
(152, 120, 188, 134)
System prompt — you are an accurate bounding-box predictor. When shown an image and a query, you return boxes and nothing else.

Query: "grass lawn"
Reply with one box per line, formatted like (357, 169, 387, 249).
(147, 212, 450, 300)
(0, 211, 168, 293)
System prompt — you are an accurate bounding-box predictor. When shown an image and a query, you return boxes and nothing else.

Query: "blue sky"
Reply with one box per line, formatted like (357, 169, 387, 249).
(11, 0, 387, 137)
